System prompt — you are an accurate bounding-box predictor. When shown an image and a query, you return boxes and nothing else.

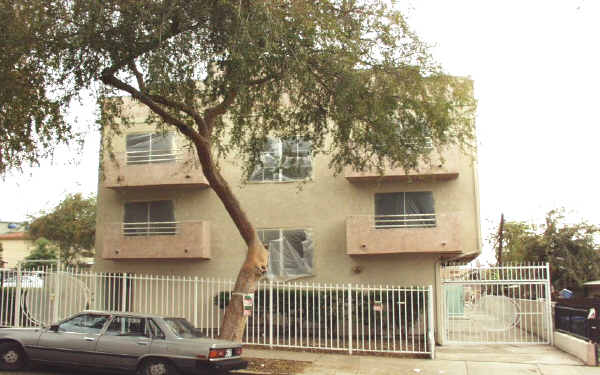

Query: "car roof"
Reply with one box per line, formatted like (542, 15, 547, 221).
(81, 310, 169, 320)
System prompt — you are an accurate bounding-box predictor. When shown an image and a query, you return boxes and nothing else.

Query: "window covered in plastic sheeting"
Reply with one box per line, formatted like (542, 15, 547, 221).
(374, 192, 435, 228)
(258, 229, 313, 280)
(123, 200, 176, 236)
(249, 138, 312, 182)
(126, 132, 175, 164)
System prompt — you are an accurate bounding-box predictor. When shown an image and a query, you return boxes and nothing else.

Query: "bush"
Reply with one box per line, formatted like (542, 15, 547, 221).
(214, 287, 426, 326)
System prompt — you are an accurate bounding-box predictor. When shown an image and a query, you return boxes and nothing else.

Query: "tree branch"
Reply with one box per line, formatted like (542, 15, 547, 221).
(148, 94, 209, 137)
(128, 62, 145, 92)
(204, 90, 238, 130)
(100, 70, 207, 147)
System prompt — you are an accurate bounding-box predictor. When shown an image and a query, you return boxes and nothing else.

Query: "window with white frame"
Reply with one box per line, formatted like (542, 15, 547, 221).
(374, 192, 435, 228)
(123, 200, 176, 236)
(248, 138, 312, 182)
(258, 229, 313, 280)
(126, 132, 175, 164)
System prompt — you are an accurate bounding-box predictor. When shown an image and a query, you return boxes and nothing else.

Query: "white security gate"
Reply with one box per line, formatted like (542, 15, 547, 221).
(441, 263, 553, 345)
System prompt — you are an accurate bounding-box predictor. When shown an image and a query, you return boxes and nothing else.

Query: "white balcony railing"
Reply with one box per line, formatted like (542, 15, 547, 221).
(126, 149, 185, 165)
(374, 213, 437, 229)
(122, 221, 177, 236)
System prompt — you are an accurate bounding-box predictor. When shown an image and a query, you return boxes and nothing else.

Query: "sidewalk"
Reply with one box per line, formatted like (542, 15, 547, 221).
(243, 345, 598, 375)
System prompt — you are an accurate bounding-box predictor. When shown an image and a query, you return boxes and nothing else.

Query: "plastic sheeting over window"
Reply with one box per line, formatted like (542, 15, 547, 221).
(249, 138, 312, 182)
(258, 229, 313, 281)
(126, 132, 175, 164)
(374, 192, 436, 228)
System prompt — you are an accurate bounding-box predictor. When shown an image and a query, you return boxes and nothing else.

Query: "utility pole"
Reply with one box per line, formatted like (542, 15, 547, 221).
(497, 213, 504, 265)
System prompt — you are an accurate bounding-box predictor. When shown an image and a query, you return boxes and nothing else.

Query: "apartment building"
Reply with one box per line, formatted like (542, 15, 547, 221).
(94, 97, 480, 285)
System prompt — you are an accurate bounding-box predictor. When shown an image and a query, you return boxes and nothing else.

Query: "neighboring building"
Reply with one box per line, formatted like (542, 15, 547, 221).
(94, 96, 481, 341)
(0, 232, 33, 269)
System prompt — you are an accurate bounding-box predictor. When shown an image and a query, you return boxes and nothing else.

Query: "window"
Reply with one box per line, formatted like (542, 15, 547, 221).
(258, 229, 313, 280)
(126, 132, 175, 164)
(249, 138, 312, 182)
(57, 313, 110, 334)
(374, 192, 435, 228)
(105, 316, 147, 337)
(123, 200, 176, 236)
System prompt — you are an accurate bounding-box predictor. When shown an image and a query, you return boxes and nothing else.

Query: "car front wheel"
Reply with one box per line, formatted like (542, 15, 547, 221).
(0, 342, 26, 371)
(140, 358, 178, 375)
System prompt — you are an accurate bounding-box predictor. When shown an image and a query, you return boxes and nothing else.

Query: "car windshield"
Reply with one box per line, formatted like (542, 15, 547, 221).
(163, 318, 203, 338)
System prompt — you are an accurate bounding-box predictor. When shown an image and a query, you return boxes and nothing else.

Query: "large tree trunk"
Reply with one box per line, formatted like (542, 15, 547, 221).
(192, 138, 269, 342)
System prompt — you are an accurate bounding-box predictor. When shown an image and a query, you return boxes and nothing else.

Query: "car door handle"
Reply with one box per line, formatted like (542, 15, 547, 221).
(84, 337, 96, 342)
(137, 341, 149, 346)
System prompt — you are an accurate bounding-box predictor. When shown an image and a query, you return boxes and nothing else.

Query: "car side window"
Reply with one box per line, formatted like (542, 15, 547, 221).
(147, 319, 165, 339)
(104, 316, 147, 337)
(58, 314, 109, 334)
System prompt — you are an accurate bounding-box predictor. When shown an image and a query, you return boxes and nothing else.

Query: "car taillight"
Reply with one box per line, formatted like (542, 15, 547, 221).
(209, 349, 226, 359)
(233, 347, 242, 356)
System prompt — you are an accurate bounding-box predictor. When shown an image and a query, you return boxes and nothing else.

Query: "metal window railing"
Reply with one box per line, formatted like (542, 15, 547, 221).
(122, 221, 177, 236)
(374, 213, 436, 229)
(126, 149, 184, 165)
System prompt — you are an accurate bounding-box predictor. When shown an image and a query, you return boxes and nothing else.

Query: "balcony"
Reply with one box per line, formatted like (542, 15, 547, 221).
(103, 149, 209, 190)
(346, 213, 462, 255)
(102, 220, 211, 260)
(344, 149, 461, 183)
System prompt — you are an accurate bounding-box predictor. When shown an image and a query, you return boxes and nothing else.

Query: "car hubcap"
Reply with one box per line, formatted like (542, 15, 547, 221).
(148, 362, 166, 375)
(3, 350, 18, 364)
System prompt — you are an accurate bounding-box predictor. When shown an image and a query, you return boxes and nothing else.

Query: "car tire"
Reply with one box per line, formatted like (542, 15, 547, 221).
(0, 342, 27, 371)
(140, 358, 178, 375)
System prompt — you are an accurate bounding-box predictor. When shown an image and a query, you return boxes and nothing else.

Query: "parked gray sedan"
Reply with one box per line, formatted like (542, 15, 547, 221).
(0, 310, 247, 375)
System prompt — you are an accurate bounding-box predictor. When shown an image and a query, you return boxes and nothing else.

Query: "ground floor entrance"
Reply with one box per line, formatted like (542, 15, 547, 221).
(441, 263, 553, 345)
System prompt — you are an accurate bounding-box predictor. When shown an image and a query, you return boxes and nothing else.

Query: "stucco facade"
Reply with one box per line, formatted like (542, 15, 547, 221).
(94, 99, 480, 343)
(0, 233, 34, 269)
(95, 99, 480, 277)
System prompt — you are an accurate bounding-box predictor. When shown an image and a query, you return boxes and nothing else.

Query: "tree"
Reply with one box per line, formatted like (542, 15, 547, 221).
(28, 193, 96, 266)
(1, 0, 476, 341)
(492, 210, 600, 293)
(22, 238, 58, 270)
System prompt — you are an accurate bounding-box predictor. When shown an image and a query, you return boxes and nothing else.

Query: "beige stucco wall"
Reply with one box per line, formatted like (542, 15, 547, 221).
(94, 101, 480, 342)
(1, 239, 34, 269)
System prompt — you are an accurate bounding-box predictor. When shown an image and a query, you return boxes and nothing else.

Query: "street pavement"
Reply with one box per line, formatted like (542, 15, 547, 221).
(6, 345, 598, 375)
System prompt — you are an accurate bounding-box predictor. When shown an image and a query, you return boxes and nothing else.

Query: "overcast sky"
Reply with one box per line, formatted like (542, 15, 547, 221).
(1, 0, 599, 261)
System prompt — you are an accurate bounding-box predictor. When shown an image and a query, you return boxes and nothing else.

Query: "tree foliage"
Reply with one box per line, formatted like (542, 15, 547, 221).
(28, 193, 96, 266)
(22, 237, 58, 270)
(2, 0, 476, 340)
(1, 0, 475, 176)
(492, 210, 600, 293)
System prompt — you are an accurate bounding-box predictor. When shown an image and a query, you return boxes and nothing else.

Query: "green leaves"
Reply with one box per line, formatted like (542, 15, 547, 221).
(494, 209, 600, 293)
(28, 193, 96, 266)
(2, 0, 475, 178)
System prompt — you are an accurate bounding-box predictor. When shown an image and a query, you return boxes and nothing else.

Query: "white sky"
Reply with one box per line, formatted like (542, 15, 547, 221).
(1, 0, 599, 260)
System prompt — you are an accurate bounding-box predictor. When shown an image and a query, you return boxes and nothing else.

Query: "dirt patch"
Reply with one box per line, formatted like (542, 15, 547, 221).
(239, 357, 313, 374)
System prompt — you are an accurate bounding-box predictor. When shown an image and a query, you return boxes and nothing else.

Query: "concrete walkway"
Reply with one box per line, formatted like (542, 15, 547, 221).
(244, 345, 598, 375)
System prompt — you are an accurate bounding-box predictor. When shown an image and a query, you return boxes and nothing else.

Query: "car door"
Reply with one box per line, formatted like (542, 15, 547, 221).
(36, 313, 110, 366)
(94, 315, 152, 371)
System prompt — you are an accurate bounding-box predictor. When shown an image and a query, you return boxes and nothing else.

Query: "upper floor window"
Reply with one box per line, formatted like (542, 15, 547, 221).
(258, 228, 313, 280)
(126, 132, 175, 165)
(374, 192, 435, 228)
(249, 138, 312, 182)
(123, 200, 176, 236)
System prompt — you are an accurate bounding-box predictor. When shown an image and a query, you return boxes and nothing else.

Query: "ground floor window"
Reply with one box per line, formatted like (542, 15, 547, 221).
(258, 228, 313, 280)
(374, 192, 435, 228)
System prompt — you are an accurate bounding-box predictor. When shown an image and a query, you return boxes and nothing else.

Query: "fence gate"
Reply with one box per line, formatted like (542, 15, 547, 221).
(441, 263, 553, 345)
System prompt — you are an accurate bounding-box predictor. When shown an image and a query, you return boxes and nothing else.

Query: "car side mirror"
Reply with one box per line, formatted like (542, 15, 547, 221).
(49, 324, 59, 332)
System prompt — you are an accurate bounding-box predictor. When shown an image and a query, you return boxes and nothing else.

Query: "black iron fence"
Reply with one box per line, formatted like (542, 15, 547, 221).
(555, 304, 599, 343)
